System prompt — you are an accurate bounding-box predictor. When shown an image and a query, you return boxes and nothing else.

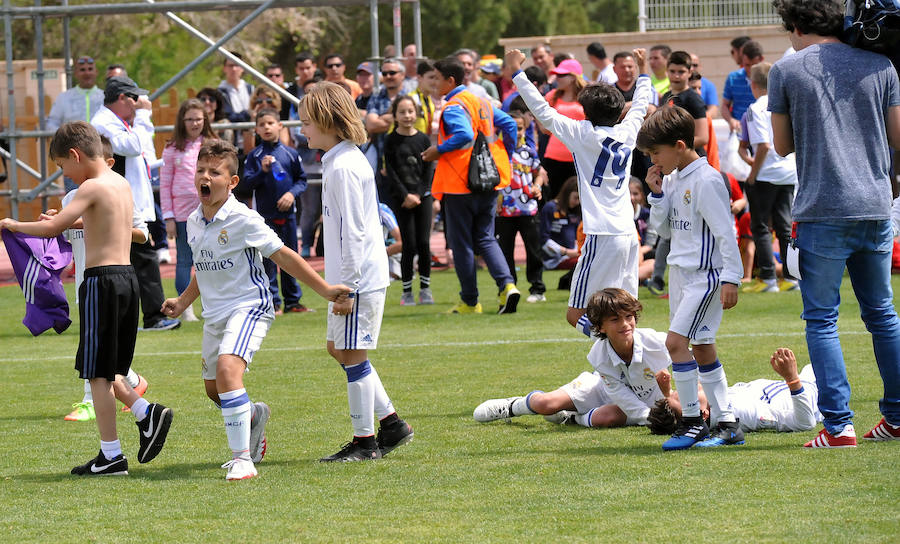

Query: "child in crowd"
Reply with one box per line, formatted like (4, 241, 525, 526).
(1, 121, 173, 475)
(539, 176, 581, 271)
(61, 135, 152, 422)
(160, 98, 216, 322)
(244, 108, 309, 314)
(495, 110, 547, 303)
(161, 139, 350, 480)
(506, 47, 653, 337)
(638, 106, 745, 450)
(743, 62, 798, 293)
(383, 95, 435, 305)
(292, 77, 325, 259)
(474, 288, 671, 429)
(411, 60, 438, 140)
(299, 82, 414, 462)
(630, 177, 656, 282)
(378, 202, 404, 280)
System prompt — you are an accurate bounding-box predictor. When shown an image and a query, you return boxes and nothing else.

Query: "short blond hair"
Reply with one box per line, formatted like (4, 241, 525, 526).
(750, 62, 771, 89)
(300, 81, 367, 145)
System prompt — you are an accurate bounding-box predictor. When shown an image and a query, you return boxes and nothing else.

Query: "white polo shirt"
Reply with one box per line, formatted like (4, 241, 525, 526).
(186, 195, 283, 322)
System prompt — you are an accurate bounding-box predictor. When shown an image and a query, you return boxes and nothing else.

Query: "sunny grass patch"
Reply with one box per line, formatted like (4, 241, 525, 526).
(1, 270, 898, 543)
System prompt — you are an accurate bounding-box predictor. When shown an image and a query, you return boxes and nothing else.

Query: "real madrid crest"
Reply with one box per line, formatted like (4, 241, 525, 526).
(644, 368, 655, 380)
(682, 190, 692, 205)
(218, 229, 228, 245)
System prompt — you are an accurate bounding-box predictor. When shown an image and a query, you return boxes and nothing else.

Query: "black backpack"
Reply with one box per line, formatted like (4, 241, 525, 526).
(466, 131, 501, 194)
(843, 0, 900, 67)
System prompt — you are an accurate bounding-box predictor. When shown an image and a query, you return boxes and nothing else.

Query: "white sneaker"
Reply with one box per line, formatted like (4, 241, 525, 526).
(222, 458, 257, 480)
(156, 248, 172, 264)
(473, 397, 520, 422)
(526, 293, 546, 303)
(544, 410, 577, 425)
(181, 305, 199, 322)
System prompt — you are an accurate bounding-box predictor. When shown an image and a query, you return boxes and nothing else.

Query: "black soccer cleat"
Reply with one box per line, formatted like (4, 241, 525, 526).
(694, 419, 746, 448)
(662, 416, 710, 451)
(71, 450, 129, 476)
(319, 437, 382, 462)
(376, 419, 414, 457)
(137, 403, 173, 463)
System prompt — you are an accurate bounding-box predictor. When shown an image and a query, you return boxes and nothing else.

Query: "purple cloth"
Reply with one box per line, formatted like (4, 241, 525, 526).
(1, 229, 72, 335)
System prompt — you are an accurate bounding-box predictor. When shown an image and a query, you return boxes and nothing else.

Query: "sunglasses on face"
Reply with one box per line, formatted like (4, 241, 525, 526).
(76, 56, 94, 65)
(691, 63, 699, 68)
(124, 92, 139, 101)
(254, 97, 275, 105)
(198, 96, 216, 103)
(326, 63, 344, 69)
(266, 73, 283, 79)
(381, 70, 400, 77)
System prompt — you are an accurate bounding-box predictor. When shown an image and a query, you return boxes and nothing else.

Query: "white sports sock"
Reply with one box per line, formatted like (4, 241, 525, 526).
(344, 361, 375, 437)
(576, 314, 592, 337)
(220, 388, 252, 460)
(100, 439, 122, 460)
(699, 361, 735, 424)
(672, 361, 701, 418)
(131, 397, 150, 422)
(511, 392, 540, 416)
(367, 364, 394, 420)
(124, 368, 140, 388)
(82, 379, 93, 403)
(575, 410, 595, 428)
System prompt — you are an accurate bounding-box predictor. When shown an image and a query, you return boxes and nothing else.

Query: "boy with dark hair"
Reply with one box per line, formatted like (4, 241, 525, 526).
(162, 139, 349, 479)
(505, 48, 652, 336)
(243, 108, 309, 314)
(1, 121, 172, 475)
(638, 106, 745, 450)
(661, 51, 709, 153)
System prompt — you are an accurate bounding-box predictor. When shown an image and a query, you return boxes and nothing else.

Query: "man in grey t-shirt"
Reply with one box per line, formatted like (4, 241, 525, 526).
(769, 0, 900, 448)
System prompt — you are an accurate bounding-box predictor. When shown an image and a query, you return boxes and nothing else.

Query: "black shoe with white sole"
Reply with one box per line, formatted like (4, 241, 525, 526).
(71, 451, 128, 476)
(136, 403, 173, 463)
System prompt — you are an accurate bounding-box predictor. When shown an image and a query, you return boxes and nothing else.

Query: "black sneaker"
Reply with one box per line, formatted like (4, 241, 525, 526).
(71, 450, 128, 476)
(376, 419, 414, 457)
(137, 403, 173, 463)
(694, 420, 746, 448)
(662, 416, 709, 451)
(319, 437, 382, 462)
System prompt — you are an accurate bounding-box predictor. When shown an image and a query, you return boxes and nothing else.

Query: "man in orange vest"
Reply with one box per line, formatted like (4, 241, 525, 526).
(422, 57, 520, 315)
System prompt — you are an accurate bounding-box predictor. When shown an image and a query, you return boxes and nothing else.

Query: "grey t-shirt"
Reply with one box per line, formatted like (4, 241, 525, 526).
(768, 42, 900, 222)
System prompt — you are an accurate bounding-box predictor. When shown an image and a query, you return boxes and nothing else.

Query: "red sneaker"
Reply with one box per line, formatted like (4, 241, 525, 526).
(863, 418, 900, 441)
(803, 425, 857, 448)
(122, 375, 149, 412)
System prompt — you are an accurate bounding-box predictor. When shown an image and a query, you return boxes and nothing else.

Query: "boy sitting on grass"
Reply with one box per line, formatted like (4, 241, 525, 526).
(161, 139, 350, 480)
(1, 121, 173, 475)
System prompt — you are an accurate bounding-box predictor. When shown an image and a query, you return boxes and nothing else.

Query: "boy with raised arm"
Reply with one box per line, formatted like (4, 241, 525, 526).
(1, 121, 172, 475)
(505, 48, 652, 337)
(161, 139, 350, 480)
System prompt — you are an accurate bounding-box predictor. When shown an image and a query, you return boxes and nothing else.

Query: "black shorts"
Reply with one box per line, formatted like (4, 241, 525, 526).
(76, 265, 139, 380)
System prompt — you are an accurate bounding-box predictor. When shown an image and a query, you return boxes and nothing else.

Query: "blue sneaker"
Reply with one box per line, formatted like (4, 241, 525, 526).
(140, 318, 181, 332)
(694, 420, 745, 448)
(662, 417, 709, 451)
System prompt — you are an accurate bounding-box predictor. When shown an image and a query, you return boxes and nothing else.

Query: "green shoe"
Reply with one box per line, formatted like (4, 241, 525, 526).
(64, 402, 95, 422)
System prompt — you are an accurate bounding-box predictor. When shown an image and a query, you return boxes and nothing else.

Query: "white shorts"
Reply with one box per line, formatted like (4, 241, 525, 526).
(559, 371, 612, 414)
(327, 288, 385, 350)
(668, 265, 722, 345)
(568, 233, 639, 309)
(201, 307, 273, 380)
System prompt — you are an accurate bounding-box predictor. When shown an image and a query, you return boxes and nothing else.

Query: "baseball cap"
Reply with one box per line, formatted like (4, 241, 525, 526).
(550, 59, 583, 76)
(480, 62, 501, 75)
(356, 62, 375, 74)
(104, 75, 148, 102)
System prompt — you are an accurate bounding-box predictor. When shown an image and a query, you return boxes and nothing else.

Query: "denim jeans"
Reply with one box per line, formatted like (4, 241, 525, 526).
(796, 220, 900, 434)
(174, 221, 194, 295)
(263, 215, 302, 308)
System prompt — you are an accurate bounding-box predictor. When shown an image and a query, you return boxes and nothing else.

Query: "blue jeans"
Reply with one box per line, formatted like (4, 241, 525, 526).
(443, 191, 513, 306)
(263, 215, 302, 308)
(174, 221, 193, 295)
(796, 220, 900, 434)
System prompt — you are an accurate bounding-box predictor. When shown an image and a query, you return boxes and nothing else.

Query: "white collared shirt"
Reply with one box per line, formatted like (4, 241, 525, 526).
(186, 195, 283, 322)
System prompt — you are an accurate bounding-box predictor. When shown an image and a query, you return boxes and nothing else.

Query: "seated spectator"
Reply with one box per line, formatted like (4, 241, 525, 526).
(540, 176, 581, 270)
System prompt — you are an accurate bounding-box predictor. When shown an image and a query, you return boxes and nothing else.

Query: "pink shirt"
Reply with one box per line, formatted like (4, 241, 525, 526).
(542, 90, 585, 162)
(160, 137, 202, 222)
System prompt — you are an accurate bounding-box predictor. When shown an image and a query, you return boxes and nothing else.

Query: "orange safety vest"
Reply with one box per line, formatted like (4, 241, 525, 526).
(432, 90, 511, 200)
(705, 113, 720, 171)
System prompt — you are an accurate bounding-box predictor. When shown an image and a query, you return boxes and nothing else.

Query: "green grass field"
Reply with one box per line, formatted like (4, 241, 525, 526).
(1, 269, 898, 543)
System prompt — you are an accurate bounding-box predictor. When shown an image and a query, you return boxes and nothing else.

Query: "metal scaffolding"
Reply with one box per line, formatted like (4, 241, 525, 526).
(1, 0, 423, 219)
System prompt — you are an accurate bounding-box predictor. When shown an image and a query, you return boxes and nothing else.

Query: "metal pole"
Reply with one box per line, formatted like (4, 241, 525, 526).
(62, 0, 71, 88)
(370, 0, 380, 87)
(35, 1, 49, 211)
(4, 0, 18, 219)
(0, 0, 366, 19)
(392, 0, 401, 59)
(144, 0, 298, 107)
(149, 0, 277, 101)
(412, 1, 422, 58)
(638, 0, 647, 32)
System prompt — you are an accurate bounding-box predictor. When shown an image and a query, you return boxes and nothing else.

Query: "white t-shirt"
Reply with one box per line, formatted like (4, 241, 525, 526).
(186, 195, 283, 322)
(746, 95, 797, 185)
(596, 64, 618, 85)
(514, 71, 652, 236)
(587, 328, 670, 425)
(729, 365, 821, 432)
(320, 140, 390, 294)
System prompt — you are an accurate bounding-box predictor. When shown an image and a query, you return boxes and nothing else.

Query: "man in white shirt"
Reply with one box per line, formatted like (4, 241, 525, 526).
(587, 42, 617, 85)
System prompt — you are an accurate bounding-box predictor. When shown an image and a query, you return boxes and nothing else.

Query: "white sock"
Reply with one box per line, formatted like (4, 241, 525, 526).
(511, 391, 540, 416)
(124, 368, 140, 388)
(131, 397, 150, 422)
(100, 439, 122, 460)
(82, 380, 93, 403)
(672, 360, 701, 419)
(576, 314, 592, 337)
(344, 361, 375, 437)
(699, 360, 735, 424)
(220, 388, 252, 460)
(575, 409, 595, 428)
(367, 364, 395, 420)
